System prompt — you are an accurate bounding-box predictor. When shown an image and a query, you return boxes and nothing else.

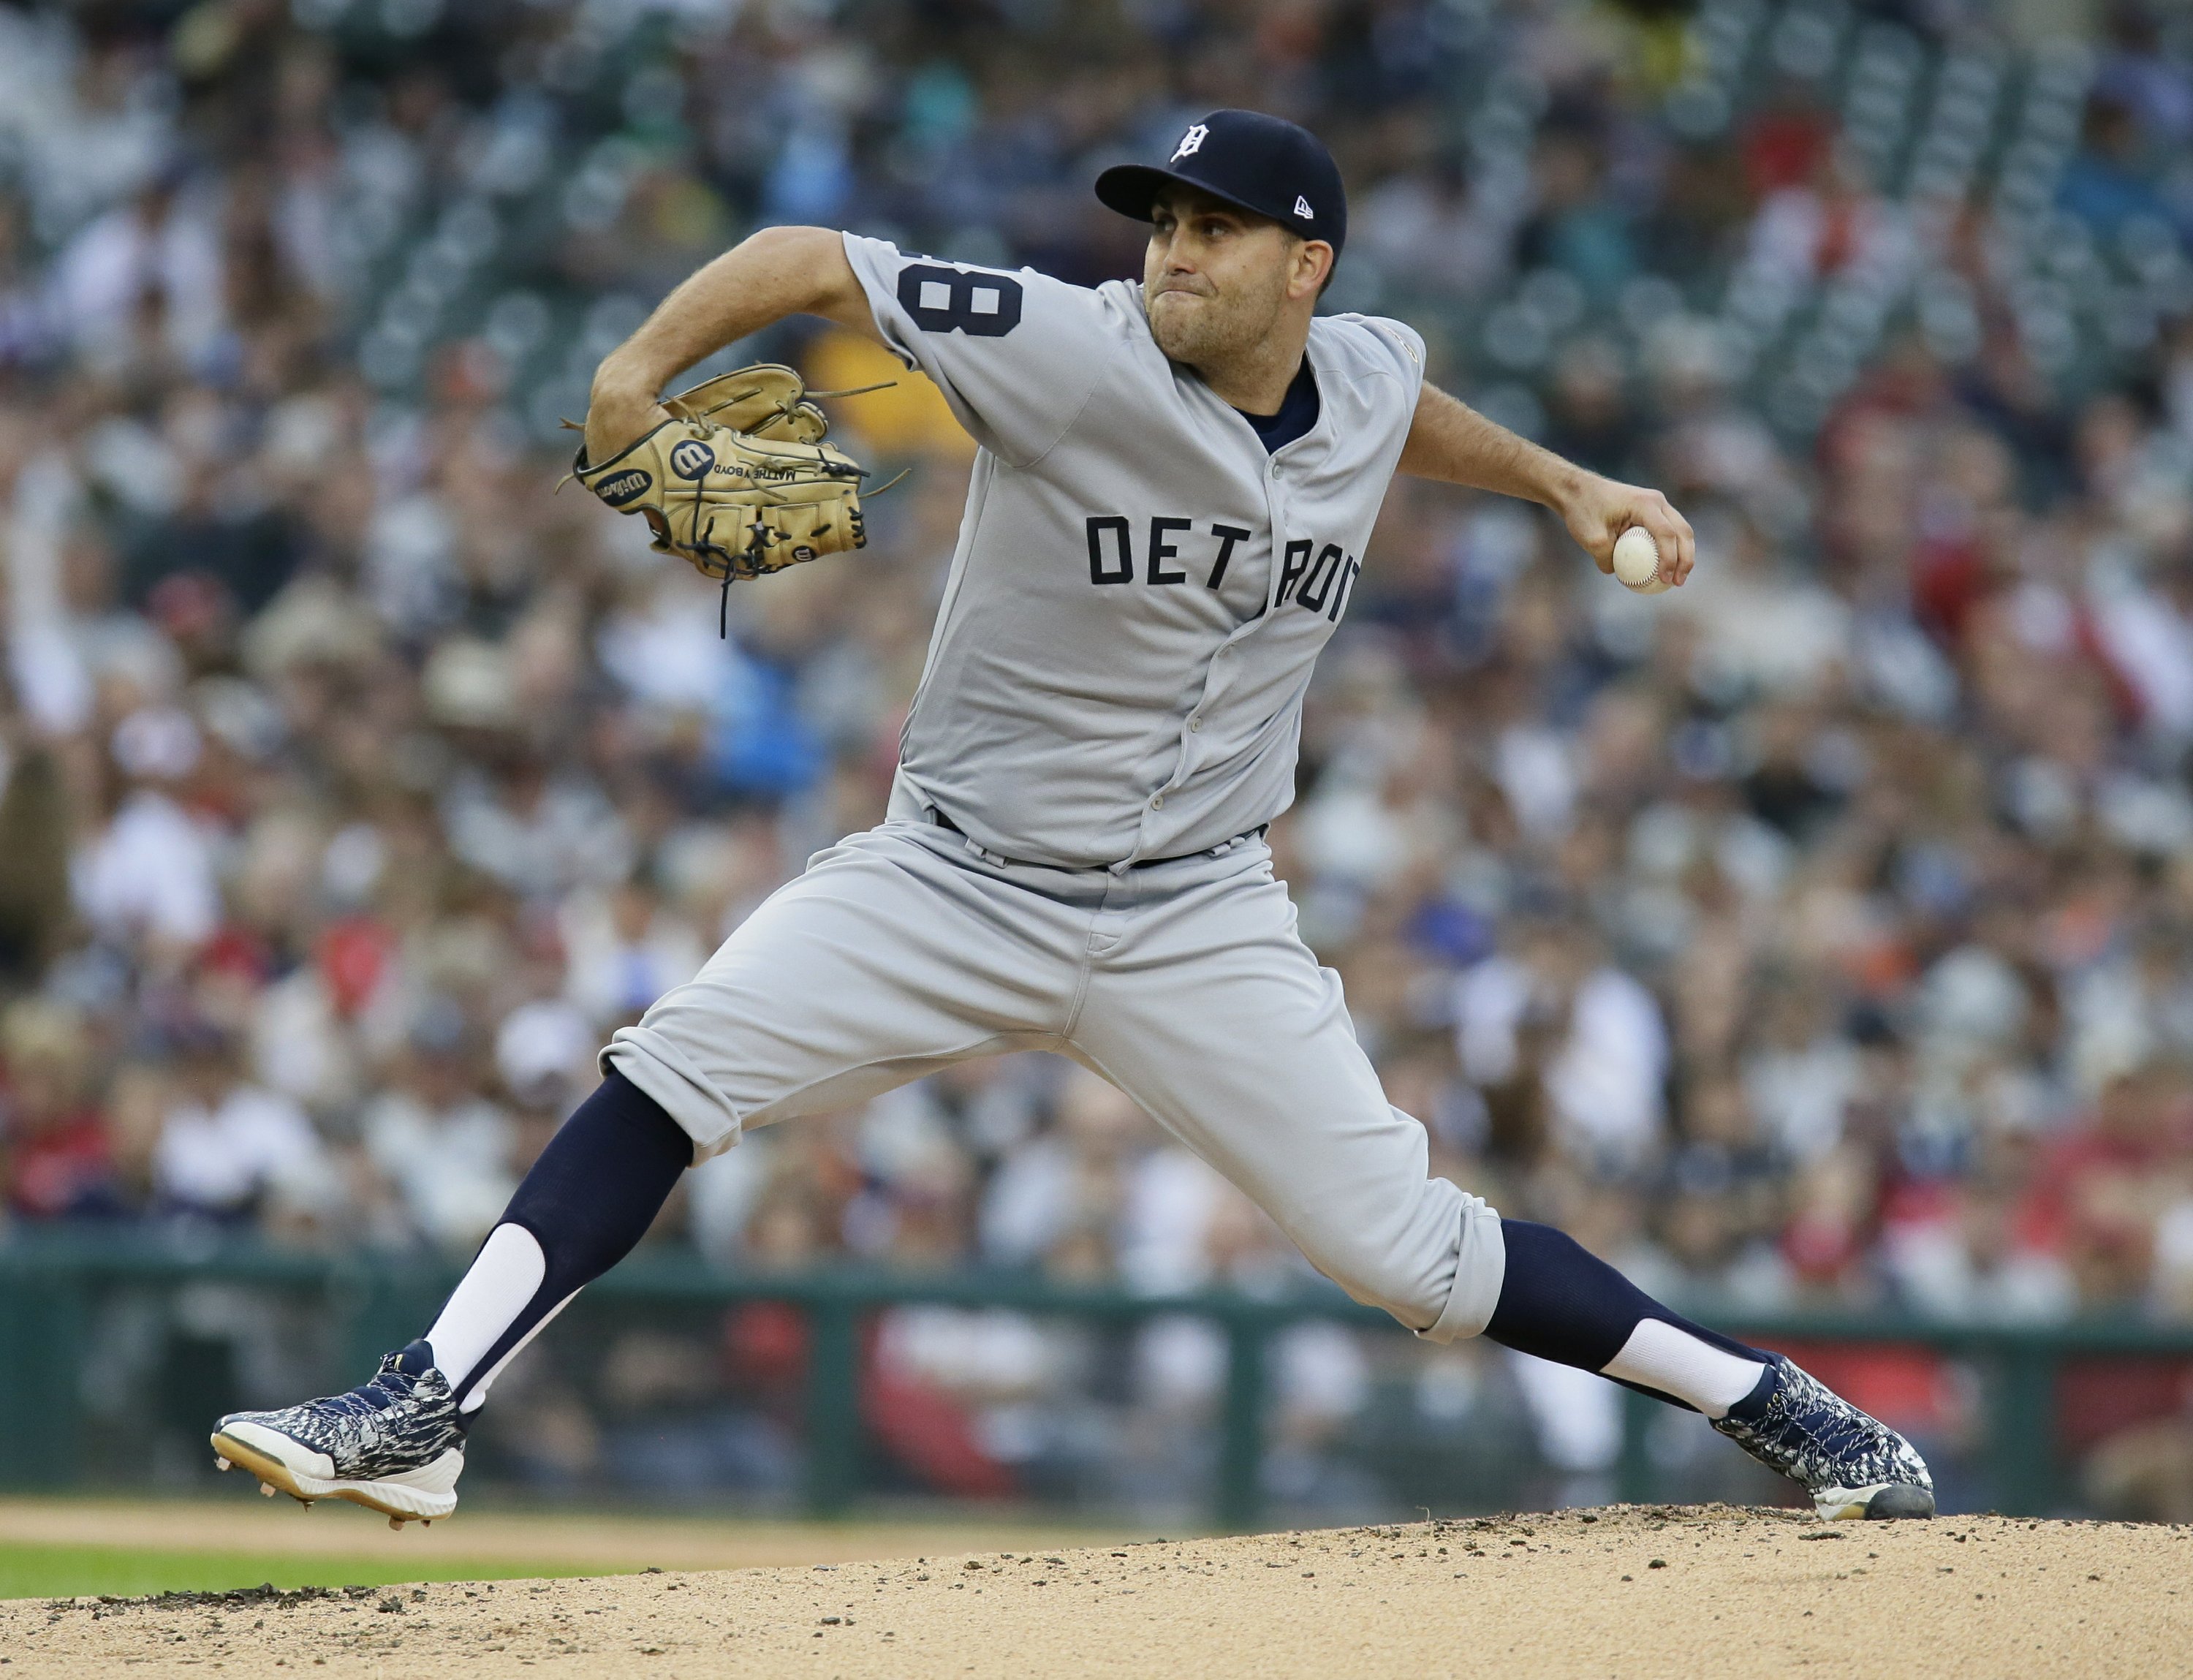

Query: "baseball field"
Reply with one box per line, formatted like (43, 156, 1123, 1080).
(1, 1502, 2183, 1678)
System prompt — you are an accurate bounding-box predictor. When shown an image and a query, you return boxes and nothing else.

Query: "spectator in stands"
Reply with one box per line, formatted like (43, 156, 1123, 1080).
(149, 1018, 332, 1232)
(0, 999, 116, 1219)
(73, 706, 220, 962)
(360, 999, 518, 1254)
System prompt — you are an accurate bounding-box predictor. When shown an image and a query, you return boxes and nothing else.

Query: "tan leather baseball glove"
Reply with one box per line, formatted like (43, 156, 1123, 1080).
(570, 363, 869, 583)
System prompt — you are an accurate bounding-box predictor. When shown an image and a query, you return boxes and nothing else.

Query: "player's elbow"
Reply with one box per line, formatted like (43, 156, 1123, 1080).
(738, 224, 868, 328)
(738, 222, 839, 264)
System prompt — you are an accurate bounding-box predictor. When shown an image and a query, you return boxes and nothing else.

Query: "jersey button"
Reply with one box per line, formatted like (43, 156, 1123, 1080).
(1150, 795, 1164, 810)
(1189, 717, 1201, 733)
(1269, 460, 1282, 479)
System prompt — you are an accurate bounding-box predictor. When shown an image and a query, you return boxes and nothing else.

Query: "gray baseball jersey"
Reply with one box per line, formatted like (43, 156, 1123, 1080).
(839, 234, 1425, 869)
(604, 241, 1505, 1347)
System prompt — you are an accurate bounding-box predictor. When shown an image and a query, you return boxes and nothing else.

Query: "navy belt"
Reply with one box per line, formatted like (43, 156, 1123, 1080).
(930, 808, 1265, 869)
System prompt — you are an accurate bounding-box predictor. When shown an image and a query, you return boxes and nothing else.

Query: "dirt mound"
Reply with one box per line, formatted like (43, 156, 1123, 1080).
(4, 1505, 2185, 1679)
(0, 1496, 1125, 1573)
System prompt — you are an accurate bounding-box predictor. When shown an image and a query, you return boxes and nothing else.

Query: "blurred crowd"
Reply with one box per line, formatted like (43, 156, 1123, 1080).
(4, 0, 2193, 1516)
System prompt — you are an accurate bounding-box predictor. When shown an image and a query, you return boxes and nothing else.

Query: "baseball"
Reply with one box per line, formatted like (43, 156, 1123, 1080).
(1612, 525, 1670, 594)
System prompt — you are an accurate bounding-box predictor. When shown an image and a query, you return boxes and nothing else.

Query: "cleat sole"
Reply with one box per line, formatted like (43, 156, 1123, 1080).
(210, 1430, 458, 1525)
(1815, 1482, 1936, 1521)
(1864, 1484, 1936, 1520)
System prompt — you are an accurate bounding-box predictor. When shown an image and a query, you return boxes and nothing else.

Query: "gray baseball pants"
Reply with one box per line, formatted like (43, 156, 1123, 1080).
(603, 820, 1507, 1341)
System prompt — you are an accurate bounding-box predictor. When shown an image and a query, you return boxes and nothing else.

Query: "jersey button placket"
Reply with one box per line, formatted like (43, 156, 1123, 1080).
(1261, 447, 1292, 618)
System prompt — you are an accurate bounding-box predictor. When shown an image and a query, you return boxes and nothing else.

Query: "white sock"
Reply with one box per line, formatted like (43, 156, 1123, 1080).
(452, 1290, 577, 1414)
(1599, 1318, 1768, 1420)
(424, 1224, 578, 1412)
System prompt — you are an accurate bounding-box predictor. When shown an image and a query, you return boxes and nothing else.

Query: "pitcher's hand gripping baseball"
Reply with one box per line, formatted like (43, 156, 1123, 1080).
(569, 362, 871, 583)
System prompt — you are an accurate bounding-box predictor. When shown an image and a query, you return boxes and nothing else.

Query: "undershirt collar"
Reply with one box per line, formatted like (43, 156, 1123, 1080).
(1232, 358, 1319, 454)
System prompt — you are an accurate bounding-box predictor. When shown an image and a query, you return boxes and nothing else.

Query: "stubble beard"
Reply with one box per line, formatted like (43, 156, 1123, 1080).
(1145, 280, 1286, 374)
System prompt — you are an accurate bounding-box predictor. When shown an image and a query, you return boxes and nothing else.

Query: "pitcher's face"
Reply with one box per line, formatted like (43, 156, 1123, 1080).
(1143, 188, 1322, 369)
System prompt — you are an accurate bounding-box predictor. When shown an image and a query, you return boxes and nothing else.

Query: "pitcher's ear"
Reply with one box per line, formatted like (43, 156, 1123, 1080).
(1295, 239, 1336, 298)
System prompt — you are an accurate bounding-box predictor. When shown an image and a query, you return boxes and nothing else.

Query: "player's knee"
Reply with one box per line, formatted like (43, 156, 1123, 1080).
(1303, 1194, 1503, 1341)
(1304, 1233, 1451, 1329)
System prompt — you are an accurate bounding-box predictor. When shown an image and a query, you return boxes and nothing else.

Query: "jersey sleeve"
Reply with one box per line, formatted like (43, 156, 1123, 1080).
(841, 233, 1113, 468)
(1341, 312, 1428, 420)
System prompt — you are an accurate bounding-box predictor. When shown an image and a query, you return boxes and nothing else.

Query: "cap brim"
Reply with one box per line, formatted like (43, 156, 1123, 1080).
(1093, 163, 1273, 227)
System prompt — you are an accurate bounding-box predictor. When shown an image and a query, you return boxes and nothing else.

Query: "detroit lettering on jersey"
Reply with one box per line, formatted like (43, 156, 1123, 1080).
(841, 232, 1425, 870)
(1083, 515, 1362, 624)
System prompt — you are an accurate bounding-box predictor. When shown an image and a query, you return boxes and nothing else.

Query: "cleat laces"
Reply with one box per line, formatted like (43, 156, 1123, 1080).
(217, 1341, 463, 1480)
(1711, 1355, 1932, 1501)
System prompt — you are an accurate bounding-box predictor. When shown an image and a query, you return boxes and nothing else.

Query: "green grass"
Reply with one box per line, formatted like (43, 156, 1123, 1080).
(0, 1543, 625, 1603)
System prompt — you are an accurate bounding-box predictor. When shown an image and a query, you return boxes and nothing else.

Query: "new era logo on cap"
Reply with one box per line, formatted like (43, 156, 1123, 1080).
(1294, 194, 1314, 219)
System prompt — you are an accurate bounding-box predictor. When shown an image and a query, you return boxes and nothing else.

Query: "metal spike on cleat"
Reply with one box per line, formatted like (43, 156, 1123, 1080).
(215, 1457, 231, 1471)
(260, 1483, 277, 1497)
(388, 1516, 405, 1531)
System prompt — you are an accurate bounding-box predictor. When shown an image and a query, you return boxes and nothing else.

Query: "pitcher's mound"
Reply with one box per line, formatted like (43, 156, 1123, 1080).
(7, 1503, 2186, 1678)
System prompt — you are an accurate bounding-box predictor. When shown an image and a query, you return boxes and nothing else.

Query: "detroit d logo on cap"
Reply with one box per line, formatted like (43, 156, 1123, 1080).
(669, 439, 716, 479)
(1170, 123, 1208, 162)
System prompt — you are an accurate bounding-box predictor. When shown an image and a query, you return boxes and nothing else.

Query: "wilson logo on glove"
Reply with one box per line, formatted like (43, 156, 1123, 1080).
(668, 439, 716, 479)
(592, 468, 652, 506)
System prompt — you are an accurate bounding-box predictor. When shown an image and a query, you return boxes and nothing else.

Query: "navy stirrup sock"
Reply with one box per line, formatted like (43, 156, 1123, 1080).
(498, 1070, 694, 1282)
(1485, 1219, 1775, 1418)
(429, 1070, 694, 1411)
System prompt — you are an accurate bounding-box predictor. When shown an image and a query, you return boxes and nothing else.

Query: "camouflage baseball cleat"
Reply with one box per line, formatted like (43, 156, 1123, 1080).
(1713, 1354, 1936, 1520)
(211, 1340, 464, 1527)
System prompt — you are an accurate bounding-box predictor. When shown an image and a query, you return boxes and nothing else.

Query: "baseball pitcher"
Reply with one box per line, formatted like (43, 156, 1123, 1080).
(213, 111, 1932, 1526)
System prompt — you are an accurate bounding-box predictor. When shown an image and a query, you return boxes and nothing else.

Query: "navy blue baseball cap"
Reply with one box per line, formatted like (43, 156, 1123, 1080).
(1096, 109, 1347, 256)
